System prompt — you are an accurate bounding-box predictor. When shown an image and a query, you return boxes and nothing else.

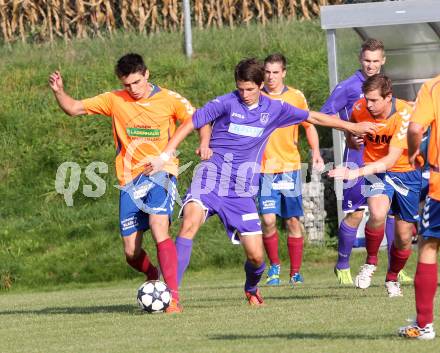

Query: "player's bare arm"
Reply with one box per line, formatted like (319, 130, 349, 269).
(306, 111, 376, 137)
(329, 146, 403, 180)
(407, 121, 424, 168)
(303, 124, 324, 171)
(48, 71, 86, 116)
(196, 124, 213, 160)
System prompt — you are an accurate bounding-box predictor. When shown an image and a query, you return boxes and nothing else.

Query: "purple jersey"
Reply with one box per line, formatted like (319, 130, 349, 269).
(191, 91, 309, 197)
(320, 70, 365, 169)
(320, 70, 365, 121)
(321, 70, 367, 212)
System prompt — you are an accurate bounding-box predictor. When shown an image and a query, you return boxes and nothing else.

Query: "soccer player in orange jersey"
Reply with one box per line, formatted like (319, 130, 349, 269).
(398, 74, 440, 340)
(258, 53, 324, 286)
(329, 74, 420, 298)
(48, 53, 211, 313)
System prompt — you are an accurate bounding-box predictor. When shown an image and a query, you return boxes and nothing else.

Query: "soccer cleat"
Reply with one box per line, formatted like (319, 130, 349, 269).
(354, 264, 376, 289)
(397, 270, 413, 284)
(334, 267, 353, 285)
(165, 298, 183, 314)
(385, 280, 403, 298)
(245, 288, 265, 306)
(398, 322, 435, 340)
(266, 264, 281, 286)
(289, 272, 304, 287)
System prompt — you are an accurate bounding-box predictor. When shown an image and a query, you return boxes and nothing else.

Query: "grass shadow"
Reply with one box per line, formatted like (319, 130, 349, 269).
(0, 304, 137, 316)
(209, 331, 393, 341)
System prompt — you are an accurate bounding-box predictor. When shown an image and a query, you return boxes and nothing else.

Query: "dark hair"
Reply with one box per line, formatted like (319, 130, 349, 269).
(360, 38, 385, 55)
(115, 53, 147, 78)
(362, 74, 392, 98)
(234, 58, 265, 86)
(264, 53, 287, 70)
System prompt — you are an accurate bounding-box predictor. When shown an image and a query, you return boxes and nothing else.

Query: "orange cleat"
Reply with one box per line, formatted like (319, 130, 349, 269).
(165, 299, 183, 314)
(245, 288, 265, 306)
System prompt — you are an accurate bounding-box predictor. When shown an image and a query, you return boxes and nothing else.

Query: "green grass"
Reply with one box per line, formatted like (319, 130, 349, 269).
(0, 251, 434, 353)
(0, 20, 345, 289)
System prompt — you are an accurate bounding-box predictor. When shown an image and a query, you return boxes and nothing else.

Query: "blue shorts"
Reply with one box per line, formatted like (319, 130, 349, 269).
(119, 172, 177, 236)
(421, 196, 440, 239)
(364, 170, 421, 223)
(257, 171, 303, 219)
(421, 169, 430, 201)
(181, 185, 262, 244)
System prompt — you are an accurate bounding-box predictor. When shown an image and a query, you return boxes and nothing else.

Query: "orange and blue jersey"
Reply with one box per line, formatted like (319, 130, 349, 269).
(82, 84, 194, 185)
(410, 75, 440, 201)
(351, 97, 414, 173)
(261, 86, 310, 173)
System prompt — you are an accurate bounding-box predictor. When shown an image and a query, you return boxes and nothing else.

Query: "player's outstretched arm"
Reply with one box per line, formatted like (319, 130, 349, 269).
(329, 147, 403, 180)
(303, 124, 324, 171)
(407, 122, 424, 168)
(306, 111, 376, 137)
(49, 71, 86, 116)
(145, 118, 196, 175)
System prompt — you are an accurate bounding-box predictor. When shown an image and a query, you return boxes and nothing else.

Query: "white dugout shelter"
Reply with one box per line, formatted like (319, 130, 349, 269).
(320, 0, 440, 243)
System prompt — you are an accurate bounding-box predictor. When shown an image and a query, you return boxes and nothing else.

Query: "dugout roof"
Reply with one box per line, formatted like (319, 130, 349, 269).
(320, 0, 440, 222)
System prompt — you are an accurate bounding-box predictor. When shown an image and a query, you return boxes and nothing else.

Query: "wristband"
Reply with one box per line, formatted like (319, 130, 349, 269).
(160, 152, 171, 162)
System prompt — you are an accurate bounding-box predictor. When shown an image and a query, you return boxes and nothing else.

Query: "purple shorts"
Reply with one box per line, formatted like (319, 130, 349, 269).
(180, 185, 262, 244)
(342, 176, 367, 212)
(342, 147, 367, 212)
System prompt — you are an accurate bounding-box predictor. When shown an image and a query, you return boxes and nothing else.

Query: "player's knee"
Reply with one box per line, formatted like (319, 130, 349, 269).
(368, 211, 386, 227)
(394, 236, 412, 250)
(262, 217, 277, 234)
(124, 247, 140, 261)
(247, 252, 264, 266)
(345, 211, 364, 227)
(179, 218, 200, 238)
(286, 217, 301, 235)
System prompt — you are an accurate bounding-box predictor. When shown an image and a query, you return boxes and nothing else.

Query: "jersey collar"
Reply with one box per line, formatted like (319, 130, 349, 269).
(147, 84, 161, 98)
(387, 97, 397, 118)
(355, 70, 366, 82)
(262, 85, 289, 95)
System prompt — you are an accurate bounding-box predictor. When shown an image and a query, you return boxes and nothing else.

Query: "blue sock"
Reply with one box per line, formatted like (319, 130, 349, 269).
(244, 261, 266, 293)
(175, 236, 193, 286)
(336, 220, 358, 270)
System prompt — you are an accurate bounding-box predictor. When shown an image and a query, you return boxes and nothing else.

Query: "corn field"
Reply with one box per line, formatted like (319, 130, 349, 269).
(0, 0, 344, 43)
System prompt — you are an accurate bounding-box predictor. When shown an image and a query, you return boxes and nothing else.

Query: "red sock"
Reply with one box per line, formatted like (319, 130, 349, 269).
(263, 231, 280, 265)
(365, 224, 385, 265)
(126, 249, 158, 280)
(287, 236, 304, 276)
(157, 238, 179, 302)
(386, 243, 411, 281)
(415, 262, 438, 328)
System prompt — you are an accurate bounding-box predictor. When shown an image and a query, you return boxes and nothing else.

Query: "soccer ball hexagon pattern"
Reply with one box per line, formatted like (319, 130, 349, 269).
(137, 280, 171, 313)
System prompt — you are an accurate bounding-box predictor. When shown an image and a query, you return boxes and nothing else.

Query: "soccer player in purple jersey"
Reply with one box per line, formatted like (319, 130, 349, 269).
(146, 58, 375, 307)
(320, 39, 411, 285)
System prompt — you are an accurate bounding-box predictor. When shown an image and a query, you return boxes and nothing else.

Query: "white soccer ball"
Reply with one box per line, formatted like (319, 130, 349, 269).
(137, 280, 171, 313)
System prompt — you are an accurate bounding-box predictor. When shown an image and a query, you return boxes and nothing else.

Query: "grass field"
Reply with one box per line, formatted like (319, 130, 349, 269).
(0, 20, 340, 289)
(0, 251, 436, 353)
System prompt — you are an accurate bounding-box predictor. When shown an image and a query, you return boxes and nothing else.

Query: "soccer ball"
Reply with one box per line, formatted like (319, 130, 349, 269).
(137, 280, 171, 313)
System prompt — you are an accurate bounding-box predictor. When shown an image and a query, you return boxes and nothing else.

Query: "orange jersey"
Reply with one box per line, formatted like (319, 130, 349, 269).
(82, 85, 194, 185)
(351, 97, 413, 173)
(260, 86, 310, 173)
(410, 75, 440, 200)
